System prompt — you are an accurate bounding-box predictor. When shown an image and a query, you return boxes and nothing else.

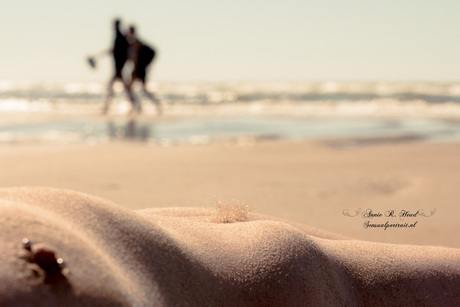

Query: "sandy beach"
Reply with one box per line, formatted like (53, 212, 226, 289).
(1, 139, 459, 248)
(1, 136, 460, 305)
(3, 0, 460, 303)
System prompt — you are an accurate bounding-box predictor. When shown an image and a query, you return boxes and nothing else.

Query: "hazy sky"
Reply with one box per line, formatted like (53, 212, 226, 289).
(1, 0, 459, 82)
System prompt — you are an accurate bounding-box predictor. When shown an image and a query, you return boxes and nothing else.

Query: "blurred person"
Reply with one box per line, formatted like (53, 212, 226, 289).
(102, 18, 137, 114)
(126, 25, 162, 115)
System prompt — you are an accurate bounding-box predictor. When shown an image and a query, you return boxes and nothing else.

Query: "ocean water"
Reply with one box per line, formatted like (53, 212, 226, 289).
(1, 80, 460, 146)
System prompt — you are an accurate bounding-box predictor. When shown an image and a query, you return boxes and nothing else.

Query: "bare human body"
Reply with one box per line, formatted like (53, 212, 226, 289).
(0, 187, 459, 306)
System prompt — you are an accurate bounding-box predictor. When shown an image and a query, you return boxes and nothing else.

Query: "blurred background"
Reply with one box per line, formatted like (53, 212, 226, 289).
(1, 0, 460, 247)
(1, 0, 460, 145)
(2, 0, 459, 82)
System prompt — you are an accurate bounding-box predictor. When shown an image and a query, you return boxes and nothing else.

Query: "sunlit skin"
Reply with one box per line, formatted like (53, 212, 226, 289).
(0, 188, 459, 306)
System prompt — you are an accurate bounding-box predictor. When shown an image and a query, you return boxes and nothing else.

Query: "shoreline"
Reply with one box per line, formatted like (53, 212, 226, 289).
(1, 112, 460, 146)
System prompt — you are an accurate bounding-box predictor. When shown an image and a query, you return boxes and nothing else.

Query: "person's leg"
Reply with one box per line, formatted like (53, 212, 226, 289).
(123, 75, 139, 115)
(141, 75, 162, 115)
(128, 72, 142, 114)
(104, 60, 126, 115)
(102, 76, 116, 114)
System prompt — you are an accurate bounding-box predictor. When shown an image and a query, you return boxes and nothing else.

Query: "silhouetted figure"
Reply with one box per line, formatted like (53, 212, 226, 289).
(103, 19, 136, 114)
(126, 25, 162, 115)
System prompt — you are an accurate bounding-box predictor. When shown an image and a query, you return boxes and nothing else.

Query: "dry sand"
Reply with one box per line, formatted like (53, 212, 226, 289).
(1, 140, 460, 305)
(0, 140, 459, 247)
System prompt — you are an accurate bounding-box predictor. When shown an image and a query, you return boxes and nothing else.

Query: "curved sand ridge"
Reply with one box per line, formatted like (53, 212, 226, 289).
(0, 187, 458, 306)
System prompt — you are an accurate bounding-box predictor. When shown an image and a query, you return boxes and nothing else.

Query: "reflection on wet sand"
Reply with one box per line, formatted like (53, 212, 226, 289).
(1, 116, 460, 146)
(107, 120, 151, 141)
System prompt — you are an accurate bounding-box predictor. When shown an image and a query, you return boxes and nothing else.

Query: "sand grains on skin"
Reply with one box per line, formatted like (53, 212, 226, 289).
(210, 200, 251, 223)
(0, 187, 459, 306)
